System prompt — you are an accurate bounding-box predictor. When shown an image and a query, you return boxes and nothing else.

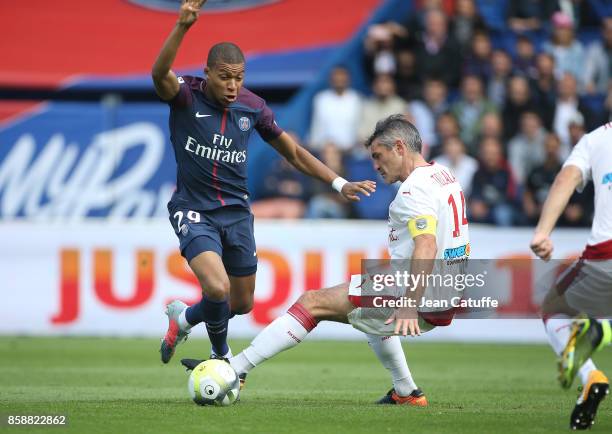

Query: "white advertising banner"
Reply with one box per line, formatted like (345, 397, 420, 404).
(1, 220, 590, 341)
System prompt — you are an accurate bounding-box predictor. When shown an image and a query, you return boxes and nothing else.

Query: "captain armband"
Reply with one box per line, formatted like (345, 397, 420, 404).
(407, 215, 437, 238)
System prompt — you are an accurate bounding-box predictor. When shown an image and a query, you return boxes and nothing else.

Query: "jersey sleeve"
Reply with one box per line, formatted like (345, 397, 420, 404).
(167, 75, 194, 109)
(255, 103, 283, 142)
(397, 184, 438, 238)
(563, 134, 591, 192)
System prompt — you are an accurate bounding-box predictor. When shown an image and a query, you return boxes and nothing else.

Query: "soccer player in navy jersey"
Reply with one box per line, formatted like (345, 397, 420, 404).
(153, 0, 376, 365)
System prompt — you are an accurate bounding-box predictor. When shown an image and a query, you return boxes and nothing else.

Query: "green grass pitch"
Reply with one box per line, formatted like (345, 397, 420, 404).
(1, 337, 610, 433)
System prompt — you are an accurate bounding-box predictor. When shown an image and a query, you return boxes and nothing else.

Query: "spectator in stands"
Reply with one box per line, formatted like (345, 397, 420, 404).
(414, 8, 462, 87)
(563, 117, 595, 227)
(410, 78, 449, 152)
(435, 111, 461, 150)
(568, 111, 586, 148)
(450, 0, 488, 52)
(523, 132, 594, 227)
(357, 74, 409, 146)
(469, 137, 519, 226)
(479, 112, 503, 142)
(584, 17, 612, 95)
(309, 66, 362, 153)
(487, 49, 513, 108)
(434, 136, 478, 195)
(462, 30, 493, 81)
(553, 72, 594, 155)
(400, 0, 456, 44)
(394, 49, 421, 101)
(305, 143, 350, 219)
(563, 184, 595, 227)
(543, 12, 585, 87)
(605, 84, 612, 123)
(514, 35, 537, 79)
(523, 133, 563, 224)
(508, 111, 547, 185)
(507, 0, 557, 33)
(451, 74, 497, 151)
(363, 24, 399, 80)
(556, 0, 588, 29)
(250, 158, 311, 219)
(502, 75, 538, 140)
(530, 52, 557, 127)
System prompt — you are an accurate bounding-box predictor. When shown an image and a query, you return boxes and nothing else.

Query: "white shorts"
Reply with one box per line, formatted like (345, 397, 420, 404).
(346, 274, 454, 336)
(558, 259, 612, 318)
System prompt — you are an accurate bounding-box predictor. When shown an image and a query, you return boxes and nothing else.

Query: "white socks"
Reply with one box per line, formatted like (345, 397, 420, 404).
(229, 304, 317, 375)
(178, 309, 193, 331)
(544, 315, 596, 386)
(366, 333, 417, 396)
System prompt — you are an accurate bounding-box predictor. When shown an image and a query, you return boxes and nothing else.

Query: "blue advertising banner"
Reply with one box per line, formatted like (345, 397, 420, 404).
(0, 102, 177, 220)
(0, 101, 285, 220)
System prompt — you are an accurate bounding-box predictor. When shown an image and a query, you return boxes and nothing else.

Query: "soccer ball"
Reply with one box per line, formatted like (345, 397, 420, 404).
(187, 359, 240, 406)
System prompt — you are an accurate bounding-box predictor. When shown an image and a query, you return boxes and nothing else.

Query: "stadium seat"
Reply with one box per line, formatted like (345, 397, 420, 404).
(476, 0, 509, 31)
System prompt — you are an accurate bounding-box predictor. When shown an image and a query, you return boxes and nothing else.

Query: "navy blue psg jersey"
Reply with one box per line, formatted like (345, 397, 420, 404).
(166, 75, 283, 211)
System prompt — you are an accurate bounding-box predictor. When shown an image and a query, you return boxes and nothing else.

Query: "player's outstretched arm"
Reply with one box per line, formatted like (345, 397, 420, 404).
(268, 133, 376, 201)
(152, 0, 206, 101)
(530, 165, 583, 261)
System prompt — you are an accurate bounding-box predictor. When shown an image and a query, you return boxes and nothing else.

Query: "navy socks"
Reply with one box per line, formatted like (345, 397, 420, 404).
(185, 297, 230, 356)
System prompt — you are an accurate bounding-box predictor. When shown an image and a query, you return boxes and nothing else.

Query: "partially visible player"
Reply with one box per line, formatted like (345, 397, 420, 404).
(530, 122, 612, 430)
(153, 0, 375, 365)
(182, 115, 470, 405)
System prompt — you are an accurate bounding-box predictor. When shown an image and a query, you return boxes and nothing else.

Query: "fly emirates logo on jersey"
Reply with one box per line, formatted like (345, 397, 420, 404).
(184, 135, 247, 164)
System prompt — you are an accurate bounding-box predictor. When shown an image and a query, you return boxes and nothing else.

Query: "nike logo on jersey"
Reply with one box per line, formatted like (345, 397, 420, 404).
(195, 112, 212, 118)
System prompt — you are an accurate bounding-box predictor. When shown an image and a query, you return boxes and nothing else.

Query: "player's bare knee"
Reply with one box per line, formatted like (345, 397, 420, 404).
(231, 298, 254, 315)
(296, 290, 320, 312)
(203, 279, 231, 301)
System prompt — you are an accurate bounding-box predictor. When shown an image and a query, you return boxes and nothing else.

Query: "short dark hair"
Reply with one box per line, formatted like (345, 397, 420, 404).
(207, 42, 245, 68)
(364, 114, 422, 153)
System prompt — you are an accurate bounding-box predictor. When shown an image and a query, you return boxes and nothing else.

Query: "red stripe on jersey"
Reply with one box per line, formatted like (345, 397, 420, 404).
(212, 108, 229, 206)
(419, 308, 455, 327)
(212, 161, 225, 206)
(220, 108, 228, 134)
(582, 239, 612, 260)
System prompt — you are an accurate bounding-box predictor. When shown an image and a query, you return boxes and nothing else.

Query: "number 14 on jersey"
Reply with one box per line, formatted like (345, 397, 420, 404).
(448, 192, 468, 238)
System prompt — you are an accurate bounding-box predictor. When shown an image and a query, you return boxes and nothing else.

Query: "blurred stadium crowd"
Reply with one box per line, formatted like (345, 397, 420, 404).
(251, 0, 610, 226)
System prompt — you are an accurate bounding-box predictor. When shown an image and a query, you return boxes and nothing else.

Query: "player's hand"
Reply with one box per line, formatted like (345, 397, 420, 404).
(177, 0, 206, 27)
(530, 232, 553, 261)
(385, 307, 420, 337)
(341, 180, 376, 201)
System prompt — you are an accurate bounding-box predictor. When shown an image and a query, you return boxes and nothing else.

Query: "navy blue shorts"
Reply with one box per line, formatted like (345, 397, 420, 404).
(169, 205, 257, 277)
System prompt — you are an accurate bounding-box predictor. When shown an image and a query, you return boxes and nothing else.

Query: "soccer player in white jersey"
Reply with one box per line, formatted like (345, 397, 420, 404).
(181, 114, 470, 405)
(531, 122, 612, 430)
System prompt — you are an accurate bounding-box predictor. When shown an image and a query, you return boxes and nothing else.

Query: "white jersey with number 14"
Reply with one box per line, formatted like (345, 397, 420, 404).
(387, 162, 470, 261)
